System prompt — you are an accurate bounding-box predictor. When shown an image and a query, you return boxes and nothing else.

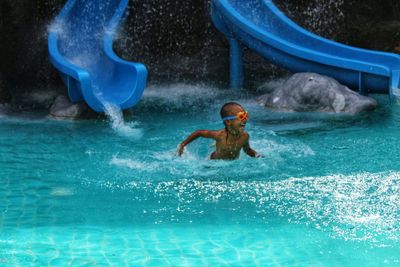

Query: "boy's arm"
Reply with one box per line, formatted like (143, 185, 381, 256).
(243, 135, 262, 158)
(178, 130, 218, 156)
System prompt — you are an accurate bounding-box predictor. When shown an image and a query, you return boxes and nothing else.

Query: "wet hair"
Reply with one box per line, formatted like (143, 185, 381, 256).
(220, 102, 243, 125)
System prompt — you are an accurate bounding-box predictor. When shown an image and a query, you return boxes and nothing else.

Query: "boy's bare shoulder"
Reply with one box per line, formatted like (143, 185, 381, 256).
(198, 129, 225, 140)
(211, 129, 226, 140)
(242, 133, 250, 144)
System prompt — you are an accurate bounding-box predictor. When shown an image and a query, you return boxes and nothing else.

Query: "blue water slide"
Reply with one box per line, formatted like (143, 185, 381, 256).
(48, 0, 147, 112)
(211, 0, 400, 98)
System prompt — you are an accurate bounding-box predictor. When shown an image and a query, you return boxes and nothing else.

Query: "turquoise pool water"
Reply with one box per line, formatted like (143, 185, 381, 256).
(1, 84, 400, 266)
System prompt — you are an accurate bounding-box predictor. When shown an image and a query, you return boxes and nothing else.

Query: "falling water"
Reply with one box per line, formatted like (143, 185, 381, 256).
(279, 0, 345, 38)
(303, 0, 345, 37)
(103, 102, 143, 138)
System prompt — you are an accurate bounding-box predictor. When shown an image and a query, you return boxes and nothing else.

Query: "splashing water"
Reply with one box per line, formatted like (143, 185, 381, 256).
(103, 102, 143, 138)
(279, 0, 345, 38)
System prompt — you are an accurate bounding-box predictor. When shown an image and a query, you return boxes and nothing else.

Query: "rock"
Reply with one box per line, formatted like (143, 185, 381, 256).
(49, 95, 97, 119)
(1, 0, 63, 96)
(349, 20, 400, 52)
(257, 73, 377, 114)
(18, 89, 60, 110)
(395, 45, 400, 54)
(0, 75, 12, 104)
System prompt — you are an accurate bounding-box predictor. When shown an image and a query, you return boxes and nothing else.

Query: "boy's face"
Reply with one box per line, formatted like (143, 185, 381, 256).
(225, 106, 247, 134)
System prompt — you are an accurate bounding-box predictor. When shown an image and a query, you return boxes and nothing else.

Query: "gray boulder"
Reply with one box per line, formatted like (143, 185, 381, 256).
(258, 73, 377, 114)
(49, 95, 97, 119)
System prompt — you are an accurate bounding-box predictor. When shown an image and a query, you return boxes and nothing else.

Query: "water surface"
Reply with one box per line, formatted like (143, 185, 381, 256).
(1, 84, 400, 266)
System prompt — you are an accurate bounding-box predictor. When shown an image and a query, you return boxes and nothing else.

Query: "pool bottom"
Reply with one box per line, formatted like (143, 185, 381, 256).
(2, 170, 400, 266)
(2, 223, 399, 266)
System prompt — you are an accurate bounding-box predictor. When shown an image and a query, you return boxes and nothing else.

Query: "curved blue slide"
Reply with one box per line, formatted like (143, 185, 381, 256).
(48, 0, 147, 112)
(211, 0, 400, 98)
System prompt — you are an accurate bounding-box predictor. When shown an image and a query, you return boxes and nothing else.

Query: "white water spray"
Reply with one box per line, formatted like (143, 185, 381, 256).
(103, 102, 143, 138)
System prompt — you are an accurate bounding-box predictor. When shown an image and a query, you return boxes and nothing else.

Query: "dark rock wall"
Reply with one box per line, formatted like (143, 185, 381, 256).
(114, 0, 288, 85)
(277, 0, 400, 51)
(115, 0, 227, 82)
(1, 0, 399, 105)
(0, 1, 64, 95)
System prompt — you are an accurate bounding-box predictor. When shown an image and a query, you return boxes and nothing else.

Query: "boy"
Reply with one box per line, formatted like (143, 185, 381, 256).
(177, 102, 261, 160)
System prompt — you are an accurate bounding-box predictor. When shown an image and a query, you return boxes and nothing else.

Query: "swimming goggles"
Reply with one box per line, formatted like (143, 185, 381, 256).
(222, 111, 249, 121)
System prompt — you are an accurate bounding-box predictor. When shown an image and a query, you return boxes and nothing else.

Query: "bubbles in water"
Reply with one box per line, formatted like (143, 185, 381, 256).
(103, 102, 143, 138)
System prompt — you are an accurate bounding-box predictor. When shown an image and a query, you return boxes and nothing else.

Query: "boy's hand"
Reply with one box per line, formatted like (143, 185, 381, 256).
(177, 144, 185, 156)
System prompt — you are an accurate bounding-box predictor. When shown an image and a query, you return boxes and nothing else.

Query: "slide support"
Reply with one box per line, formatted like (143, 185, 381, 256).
(358, 72, 367, 95)
(229, 38, 243, 89)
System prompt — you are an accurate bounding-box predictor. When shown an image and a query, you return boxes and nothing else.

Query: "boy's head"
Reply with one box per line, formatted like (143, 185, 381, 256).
(220, 102, 248, 133)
